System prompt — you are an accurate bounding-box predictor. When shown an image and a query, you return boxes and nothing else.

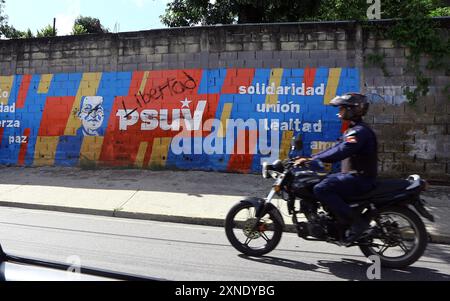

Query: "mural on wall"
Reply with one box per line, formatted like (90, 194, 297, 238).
(0, 68, 359, 173)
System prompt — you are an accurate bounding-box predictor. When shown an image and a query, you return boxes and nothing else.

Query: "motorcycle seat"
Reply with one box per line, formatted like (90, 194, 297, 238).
(346, 179, 411, 202)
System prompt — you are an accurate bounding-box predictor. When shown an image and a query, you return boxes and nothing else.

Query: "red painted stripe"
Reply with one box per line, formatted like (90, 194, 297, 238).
(38, 97, 76, 136)
(227, 130, 258, 173)
(303, 67, 317, 91)
(17, 128, 31, 166)
(16, 75, 33, 109)
(221, 69, 256, 94)
(0, 128, 4, 147)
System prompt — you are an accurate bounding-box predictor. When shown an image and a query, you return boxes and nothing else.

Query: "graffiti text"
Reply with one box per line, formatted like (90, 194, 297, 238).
(0, 120, 21, 128)
(117, 100, 207, 131)
(0, 103, 15, 113)
(256, 102, 301, 114)
(240, 83, 325, 96)
(9, 136, 27, 145)
(124, 72, 198, 118)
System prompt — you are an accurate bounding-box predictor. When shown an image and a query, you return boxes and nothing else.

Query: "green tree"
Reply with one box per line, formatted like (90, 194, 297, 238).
(429, 6, 450, 16)
(1, 24, 23, 38)
(72, 24, 88, 35)
(0, 0, 10, 38)
(316, 0, 368, 21)
(36, 24, 57, 38)
(1, 0, 34, 38)
(24, 28, 34, 38)
(0, 0, 5, 24)
(1, 25, 34, 39)
(73, 16, 108, 34)
(161, 0, 450, 27)
(160, 0, 321, 27)
(317, 0, 449, 20)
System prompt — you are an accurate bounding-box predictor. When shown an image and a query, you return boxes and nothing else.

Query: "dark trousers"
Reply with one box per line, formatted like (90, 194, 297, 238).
(313, 173, 376, 224)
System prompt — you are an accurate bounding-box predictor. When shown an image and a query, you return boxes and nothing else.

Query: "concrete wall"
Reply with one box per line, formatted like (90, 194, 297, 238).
(0, 20, 448, 181)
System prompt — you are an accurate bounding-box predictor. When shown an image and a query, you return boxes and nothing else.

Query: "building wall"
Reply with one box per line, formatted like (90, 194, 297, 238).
(0, 20, 448, 181)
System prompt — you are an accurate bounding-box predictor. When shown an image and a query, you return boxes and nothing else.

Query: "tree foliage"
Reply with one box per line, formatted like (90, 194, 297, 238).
(1, 0, 34, 38)
(1, 1, 108, 39)
(36, 24, 57, 38)
(0, 0, 10, 38)
(160, 0, 321, 27)
(73, 16, 108, 34)
(160, 0, 450, 27)
(72, 24, 88, 35)
(0, 0, 5, 25)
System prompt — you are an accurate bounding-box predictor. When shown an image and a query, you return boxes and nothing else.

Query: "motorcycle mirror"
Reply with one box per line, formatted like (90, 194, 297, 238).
(291, 134, 303, 151)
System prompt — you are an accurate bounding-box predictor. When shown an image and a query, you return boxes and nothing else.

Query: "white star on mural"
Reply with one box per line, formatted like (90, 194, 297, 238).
(181, 98, 192, 108)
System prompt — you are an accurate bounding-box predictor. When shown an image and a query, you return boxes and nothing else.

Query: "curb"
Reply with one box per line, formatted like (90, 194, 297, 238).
(1, 201, 449, 245)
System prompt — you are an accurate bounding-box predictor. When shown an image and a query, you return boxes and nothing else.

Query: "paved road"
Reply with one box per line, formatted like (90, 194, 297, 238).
(0, 207, 449, 281)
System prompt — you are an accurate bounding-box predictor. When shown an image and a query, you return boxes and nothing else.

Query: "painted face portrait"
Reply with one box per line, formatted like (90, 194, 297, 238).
(78, 96, 105, 136)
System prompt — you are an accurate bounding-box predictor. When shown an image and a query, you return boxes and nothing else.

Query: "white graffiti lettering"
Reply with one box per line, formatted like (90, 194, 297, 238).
(239, 83, 325, 96)
(260, 119, 322, 133)
(256, 102, 301, 114)
(9, 136, 27, 145)
(116, 101, 207, 132)
(311, 141, 337, 152)
(0, 120, 21, 128)
(0, 103, 16, 113)
(171, 118, 281, 165)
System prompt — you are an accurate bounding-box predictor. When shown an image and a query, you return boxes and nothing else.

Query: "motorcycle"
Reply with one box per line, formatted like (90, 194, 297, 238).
(225, 135, 435, 268)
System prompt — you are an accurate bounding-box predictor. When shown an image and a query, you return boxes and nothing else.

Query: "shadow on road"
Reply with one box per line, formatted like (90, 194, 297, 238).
(317, 258, 450, 281)
(238, 254, 319, 272)
(239, 255, 450, 281)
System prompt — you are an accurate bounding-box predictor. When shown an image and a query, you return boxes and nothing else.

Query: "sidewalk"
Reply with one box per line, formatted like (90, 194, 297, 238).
(0, 166, 449, 244)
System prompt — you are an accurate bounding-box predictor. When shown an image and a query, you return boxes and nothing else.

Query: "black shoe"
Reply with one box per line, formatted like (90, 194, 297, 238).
(344, 219, 370, 245)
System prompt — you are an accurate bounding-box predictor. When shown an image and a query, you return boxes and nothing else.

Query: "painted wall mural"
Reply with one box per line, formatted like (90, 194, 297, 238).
(0, 68, 359, 173)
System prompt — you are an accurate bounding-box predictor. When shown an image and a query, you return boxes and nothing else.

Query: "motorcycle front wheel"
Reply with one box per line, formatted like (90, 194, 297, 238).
(359, 206, 428, 268)
(225, 202, 283, 257)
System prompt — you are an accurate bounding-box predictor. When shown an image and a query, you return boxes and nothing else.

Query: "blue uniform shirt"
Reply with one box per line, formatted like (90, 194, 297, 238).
(312, 121, 378, 178)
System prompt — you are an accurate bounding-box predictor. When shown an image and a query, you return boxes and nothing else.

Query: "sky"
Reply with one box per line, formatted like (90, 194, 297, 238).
(4, 0, 171, 35)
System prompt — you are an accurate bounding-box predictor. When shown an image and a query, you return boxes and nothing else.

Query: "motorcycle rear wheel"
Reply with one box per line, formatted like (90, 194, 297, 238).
(225, 202, 283, 257)
(359, 206, 428, 268)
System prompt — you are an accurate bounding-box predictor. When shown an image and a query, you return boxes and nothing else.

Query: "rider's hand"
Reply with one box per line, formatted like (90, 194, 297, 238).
(294, 158, 312, 166)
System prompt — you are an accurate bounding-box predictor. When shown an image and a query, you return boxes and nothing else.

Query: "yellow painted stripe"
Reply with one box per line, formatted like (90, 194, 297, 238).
(0, 76, 14, 105)
(139, 71, 150, 95)
(218, 103, 233, 138)
(279, 131, 294, 160)
(37, 74, 53, 94)
(33, 137, 60, 166)
(135, 142, 149, 168)
(149, 138, 172, 168)
(82, 72, 102, 81)
(80, 136, 104, 163)
(266, 68, 284, 105)
(64, 73, 102, 136)
(324, 68, 342, 105)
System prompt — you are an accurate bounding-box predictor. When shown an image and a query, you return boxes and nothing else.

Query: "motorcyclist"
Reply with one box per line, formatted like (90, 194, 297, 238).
(295, 93, 378, 244)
